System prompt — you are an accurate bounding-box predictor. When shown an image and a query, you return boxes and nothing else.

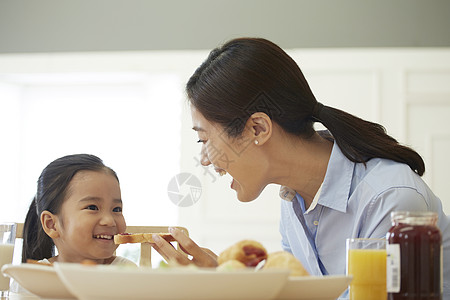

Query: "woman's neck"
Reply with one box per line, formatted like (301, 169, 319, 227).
(265, 130, 333, 206)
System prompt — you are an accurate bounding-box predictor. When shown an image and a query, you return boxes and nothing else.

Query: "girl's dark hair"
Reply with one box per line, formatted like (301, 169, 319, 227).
(22, 154, 118, 263)
(186, 37, 425, 176)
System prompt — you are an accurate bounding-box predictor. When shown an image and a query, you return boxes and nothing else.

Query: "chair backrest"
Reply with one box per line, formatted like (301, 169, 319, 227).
(123, 226, 188, 267)
(15, 223, 188, 267)
(16, 223, 24, 239)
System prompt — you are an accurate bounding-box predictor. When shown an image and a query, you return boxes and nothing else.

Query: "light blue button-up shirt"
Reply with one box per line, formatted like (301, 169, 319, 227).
(279, 142, 450, 297)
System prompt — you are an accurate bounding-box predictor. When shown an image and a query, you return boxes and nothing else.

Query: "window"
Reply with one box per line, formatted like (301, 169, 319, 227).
(0, 72, 182, 226)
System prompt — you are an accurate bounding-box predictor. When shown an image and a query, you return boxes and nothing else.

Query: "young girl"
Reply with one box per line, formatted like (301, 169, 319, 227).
(22, 154, 135, 266)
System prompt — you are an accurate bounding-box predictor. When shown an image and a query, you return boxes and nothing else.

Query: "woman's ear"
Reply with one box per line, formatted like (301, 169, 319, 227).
(246, 112, 272, 145)
(40, 211, 60, 239)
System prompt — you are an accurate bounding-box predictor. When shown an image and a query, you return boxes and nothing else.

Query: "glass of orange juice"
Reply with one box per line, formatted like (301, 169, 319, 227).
(346, 238, 387, 300)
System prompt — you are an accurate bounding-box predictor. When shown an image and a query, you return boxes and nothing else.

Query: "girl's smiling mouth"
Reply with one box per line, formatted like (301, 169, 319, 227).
(93, 234, 113, 240)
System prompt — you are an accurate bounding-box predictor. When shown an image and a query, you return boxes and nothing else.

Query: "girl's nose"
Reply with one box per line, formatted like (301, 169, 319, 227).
(99, 212, 115, 226)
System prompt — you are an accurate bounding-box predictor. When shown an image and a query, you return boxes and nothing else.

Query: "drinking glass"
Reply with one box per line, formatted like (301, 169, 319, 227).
(346, 238, 387, 300)
(0, 223, 16, 297)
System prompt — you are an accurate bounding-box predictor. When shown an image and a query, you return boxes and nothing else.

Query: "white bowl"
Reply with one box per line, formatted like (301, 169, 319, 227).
(2, 263, 75, 299)
(275, 275, 352, 300)
(54, 263, 290, 300)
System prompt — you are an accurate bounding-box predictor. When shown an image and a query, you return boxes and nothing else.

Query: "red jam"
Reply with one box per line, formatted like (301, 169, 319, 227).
(387, 211, 442, 300)
(243, 245, 267, 267)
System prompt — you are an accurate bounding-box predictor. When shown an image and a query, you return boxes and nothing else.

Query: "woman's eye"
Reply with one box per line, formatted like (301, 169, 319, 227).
(113, 207, 122, 213)
(197, 139, 206, 144)
(86, 205, 98, 211)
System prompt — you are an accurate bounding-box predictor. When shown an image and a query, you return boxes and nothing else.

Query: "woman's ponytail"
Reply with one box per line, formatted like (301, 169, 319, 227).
(21, 197, 55, 263)
(317, 104, 425, 176)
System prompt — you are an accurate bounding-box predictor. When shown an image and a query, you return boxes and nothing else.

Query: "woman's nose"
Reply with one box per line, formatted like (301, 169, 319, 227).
(200, 146, 211, 166)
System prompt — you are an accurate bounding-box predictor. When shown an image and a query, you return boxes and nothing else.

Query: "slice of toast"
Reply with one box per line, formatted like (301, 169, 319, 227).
(114, 233, 175, 244)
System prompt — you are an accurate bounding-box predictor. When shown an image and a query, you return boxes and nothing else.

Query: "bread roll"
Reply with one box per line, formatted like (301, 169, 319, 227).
(263, 251, 309, 276)
(218, 240, 267, 267)
(114, 233, 175, 244)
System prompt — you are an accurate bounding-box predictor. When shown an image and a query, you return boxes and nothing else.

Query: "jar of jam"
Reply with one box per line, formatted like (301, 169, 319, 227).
(386, 211, 442, 300)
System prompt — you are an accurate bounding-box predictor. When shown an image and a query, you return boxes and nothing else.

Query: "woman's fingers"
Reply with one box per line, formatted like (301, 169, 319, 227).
(169, 228, 202, 257)
(169, 227, 218, 267)
(151, 228, 218, 268)
(152, 228, 219, 268)
(151, 234, 191, 266)
(201, 247, 218, 261)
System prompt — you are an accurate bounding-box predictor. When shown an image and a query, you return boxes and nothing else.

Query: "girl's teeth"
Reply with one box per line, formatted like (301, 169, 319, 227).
(94, 235, 112, 240)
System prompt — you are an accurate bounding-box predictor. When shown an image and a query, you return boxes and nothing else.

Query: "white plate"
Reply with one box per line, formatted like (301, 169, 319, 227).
(275, 275, 352, 300)
(54, 263, 290, 300)
(2, 263, 76, 299)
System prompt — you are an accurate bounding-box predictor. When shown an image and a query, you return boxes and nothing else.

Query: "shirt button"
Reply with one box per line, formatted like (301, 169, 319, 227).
(313, 221, 319, 226)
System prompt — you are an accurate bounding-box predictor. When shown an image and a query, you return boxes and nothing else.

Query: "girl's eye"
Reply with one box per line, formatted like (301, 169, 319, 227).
(197, 139, 206, 144)
(113, 207, 122, 213)
(86, 205, 98, 211)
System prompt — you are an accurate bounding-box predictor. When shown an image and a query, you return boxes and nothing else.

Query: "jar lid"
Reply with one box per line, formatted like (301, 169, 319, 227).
(391, 211, 438, 225)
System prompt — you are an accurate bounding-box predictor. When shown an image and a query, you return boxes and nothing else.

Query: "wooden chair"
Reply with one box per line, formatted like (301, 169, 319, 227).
(120, 225, 188, 267)
(15, 223, 188, 267)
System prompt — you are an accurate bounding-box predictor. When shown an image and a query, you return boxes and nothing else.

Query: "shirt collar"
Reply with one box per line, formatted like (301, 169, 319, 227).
(279, 142, 354, 213)
(279, 186, 296, 201)
(306, 182, 322, 213)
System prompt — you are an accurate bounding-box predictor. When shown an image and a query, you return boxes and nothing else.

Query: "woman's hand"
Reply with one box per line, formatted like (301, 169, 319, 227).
(151, 227, 218, 268)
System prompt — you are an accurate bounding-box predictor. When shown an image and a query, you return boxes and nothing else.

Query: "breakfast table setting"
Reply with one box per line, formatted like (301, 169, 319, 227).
(1, 210, 445, 300)
(1, 261, 352, 300)
(0, 222, 354, 300)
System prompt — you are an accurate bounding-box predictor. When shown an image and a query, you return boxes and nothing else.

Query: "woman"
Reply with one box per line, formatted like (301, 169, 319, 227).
(152, 38, 450, 294)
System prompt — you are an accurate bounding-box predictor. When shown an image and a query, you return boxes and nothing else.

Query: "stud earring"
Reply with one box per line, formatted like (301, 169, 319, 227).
(254, 140, 259, 145)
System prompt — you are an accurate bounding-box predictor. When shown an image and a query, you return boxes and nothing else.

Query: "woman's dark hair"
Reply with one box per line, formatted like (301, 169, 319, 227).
(22, 154, 119, 263)
(186, 37, 425, 176)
